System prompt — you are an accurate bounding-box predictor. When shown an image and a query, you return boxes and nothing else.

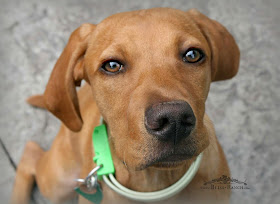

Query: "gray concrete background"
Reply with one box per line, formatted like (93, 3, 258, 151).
(0, 0, 279, 203)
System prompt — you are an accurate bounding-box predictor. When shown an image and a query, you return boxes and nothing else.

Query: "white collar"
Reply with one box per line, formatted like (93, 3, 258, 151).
(100, 117, 203, 202)
(102, 153, 203, 202)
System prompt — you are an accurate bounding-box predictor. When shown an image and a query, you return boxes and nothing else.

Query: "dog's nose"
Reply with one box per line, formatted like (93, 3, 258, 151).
(145, 101, 196, 144)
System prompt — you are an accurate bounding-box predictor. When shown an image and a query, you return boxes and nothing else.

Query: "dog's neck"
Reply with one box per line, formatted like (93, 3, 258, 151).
(96, 119, 199, 192)
(111, 150, 195, 192)
(102, 123, 197, 192)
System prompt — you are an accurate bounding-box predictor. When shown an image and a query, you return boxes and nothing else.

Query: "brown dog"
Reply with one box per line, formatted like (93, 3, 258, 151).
(11, 8, 239, 204)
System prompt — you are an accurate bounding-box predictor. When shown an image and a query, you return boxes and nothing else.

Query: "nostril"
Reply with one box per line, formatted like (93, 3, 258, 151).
(156, 117, 169, 131)
(146, 117, 169, 131)
(181, 114, 188, 125)
(181, 114, 195, 126)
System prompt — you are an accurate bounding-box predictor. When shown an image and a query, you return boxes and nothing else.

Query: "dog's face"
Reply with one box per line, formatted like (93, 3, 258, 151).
(44, 8, 239, 170)
(86, 9, 212, 170)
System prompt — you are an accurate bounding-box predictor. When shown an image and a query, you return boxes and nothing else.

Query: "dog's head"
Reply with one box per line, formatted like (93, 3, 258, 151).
(43, 8, 239, 170)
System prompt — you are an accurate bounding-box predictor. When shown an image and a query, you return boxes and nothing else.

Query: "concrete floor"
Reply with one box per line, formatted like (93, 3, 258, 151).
(0, 0, 279, 203)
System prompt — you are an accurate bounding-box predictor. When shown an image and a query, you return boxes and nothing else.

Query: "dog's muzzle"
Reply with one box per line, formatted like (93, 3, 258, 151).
(145, 100, 196, 145)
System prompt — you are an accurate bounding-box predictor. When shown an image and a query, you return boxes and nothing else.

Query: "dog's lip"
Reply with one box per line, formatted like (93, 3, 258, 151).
(149, 154, 191, 168)
(158, 154, 193, 163)
(165, 154, 192, 161)
(150, 153, 193, 167)
(137, 152, 196, 170)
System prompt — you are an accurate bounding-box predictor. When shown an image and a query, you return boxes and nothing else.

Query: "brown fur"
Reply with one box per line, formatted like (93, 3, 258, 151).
(11, 8, 239, 204)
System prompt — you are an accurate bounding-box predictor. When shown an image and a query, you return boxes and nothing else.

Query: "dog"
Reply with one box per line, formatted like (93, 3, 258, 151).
(11, 8, 240, 204)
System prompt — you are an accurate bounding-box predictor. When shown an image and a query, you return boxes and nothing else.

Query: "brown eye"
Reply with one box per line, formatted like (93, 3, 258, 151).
(101, 61, 123, 73)
(183, 49, 204, 63)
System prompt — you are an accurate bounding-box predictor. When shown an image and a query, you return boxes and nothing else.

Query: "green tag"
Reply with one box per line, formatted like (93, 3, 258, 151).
(75, 185, 103, 204)
(92, 124, 115, 179)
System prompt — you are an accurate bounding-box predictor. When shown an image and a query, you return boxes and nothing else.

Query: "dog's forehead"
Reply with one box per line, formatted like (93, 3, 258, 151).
(88, 8, 207, 59)
(95, 8, 202, 40)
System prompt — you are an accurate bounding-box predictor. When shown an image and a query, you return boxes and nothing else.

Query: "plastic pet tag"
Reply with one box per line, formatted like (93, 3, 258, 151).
(75, 183, 103, 204)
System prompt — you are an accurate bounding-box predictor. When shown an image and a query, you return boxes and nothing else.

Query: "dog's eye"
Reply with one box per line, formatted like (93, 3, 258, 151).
(183, 48, 204, 63)
(101, 61, 123, 73)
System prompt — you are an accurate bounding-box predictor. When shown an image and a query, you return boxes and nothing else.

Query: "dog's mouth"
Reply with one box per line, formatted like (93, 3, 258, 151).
(150, 153, 195, 168)
(160, 154, 193, 162)
(136, 144, 198, 170)
(131, 135, 200, 170)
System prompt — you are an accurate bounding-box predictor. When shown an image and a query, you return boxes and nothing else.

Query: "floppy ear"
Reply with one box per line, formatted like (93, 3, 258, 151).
(44, 23, 95, 132)
(187, 9, 240, 81)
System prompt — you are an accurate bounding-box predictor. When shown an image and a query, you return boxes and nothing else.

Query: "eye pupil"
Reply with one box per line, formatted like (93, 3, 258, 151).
(184, 49, 204, 63)
(102, 60, 123, 73)
(187, 50, 196, 59)
(110, 62, 118, 68)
